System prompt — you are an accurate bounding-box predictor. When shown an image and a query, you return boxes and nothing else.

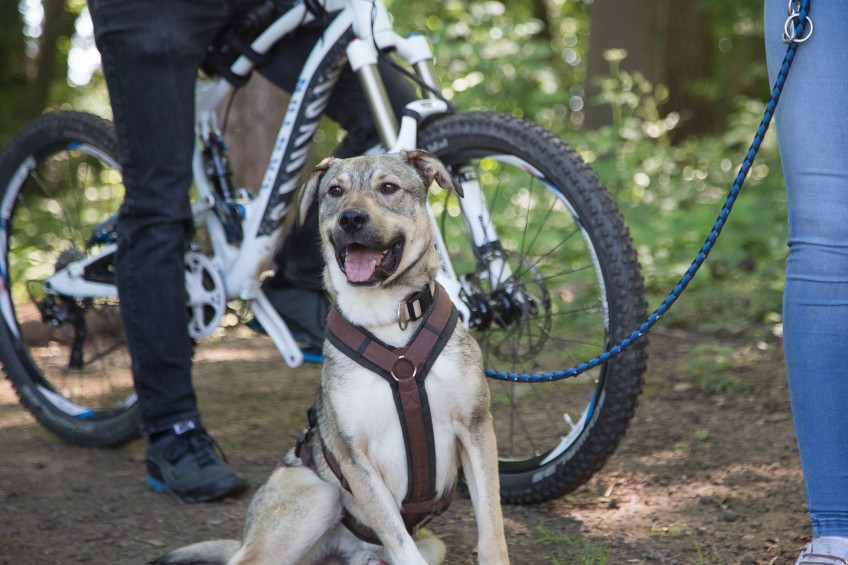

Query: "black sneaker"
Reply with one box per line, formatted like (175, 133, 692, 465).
(145, 422, 247, 503)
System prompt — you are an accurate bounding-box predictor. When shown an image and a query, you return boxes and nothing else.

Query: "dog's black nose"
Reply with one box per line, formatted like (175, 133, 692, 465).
(339, 209, 369, 233)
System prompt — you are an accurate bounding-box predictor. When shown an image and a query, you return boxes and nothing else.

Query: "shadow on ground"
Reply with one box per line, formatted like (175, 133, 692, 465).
(0, 328, 806, 564)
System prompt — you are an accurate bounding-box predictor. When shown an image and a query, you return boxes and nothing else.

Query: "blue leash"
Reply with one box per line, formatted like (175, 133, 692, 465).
(485, 0, 812, 383)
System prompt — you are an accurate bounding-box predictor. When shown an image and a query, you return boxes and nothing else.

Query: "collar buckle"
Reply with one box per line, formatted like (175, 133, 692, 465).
(397, 282, 435, 330)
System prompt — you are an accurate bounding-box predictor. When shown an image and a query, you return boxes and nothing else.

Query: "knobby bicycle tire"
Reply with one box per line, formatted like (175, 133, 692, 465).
(0, 109, 648, 504)
(0, 111, 140, 447)
(418, 112, 648, 503)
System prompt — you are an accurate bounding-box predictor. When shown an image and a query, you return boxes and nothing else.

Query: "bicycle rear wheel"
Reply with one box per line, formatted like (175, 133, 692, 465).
(418, 112, 648, 503)
(0, 111, 140, 447)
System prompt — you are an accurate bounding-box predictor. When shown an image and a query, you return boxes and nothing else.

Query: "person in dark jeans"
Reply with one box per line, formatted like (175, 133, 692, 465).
(88, 0, 416, 502)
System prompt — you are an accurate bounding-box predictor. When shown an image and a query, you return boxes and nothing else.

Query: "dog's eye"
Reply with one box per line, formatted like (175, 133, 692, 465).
(328, 185, 344, 197)
(380, 182, 399, 194)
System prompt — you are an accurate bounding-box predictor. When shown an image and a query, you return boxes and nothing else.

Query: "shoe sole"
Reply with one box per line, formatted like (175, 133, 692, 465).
(145, 474, 248, 503)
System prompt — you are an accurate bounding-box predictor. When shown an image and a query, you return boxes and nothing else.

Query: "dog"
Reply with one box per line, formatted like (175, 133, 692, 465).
(156, 151, 510, 565)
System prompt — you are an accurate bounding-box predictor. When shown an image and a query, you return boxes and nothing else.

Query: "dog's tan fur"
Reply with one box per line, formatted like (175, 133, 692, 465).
(156, 151, 509, 565)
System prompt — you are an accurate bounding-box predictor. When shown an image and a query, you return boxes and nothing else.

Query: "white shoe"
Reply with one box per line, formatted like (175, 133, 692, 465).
(796, 537, 848, 565)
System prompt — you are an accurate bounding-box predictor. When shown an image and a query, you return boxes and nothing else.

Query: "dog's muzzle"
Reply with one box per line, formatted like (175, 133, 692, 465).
(332, 209, 405, 285)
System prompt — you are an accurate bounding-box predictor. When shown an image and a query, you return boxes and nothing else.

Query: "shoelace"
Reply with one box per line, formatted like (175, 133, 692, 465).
(163, 430, 228, 468)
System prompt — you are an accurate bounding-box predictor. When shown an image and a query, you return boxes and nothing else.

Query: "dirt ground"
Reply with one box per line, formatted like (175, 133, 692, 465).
(0, 324, 808, 564)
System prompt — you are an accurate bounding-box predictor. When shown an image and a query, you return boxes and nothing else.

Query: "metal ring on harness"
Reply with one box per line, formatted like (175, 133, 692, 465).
(391, 356, 417, 381)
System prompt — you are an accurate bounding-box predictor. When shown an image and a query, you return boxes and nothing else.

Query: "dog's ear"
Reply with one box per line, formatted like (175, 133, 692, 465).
(402, 150, 463, 199)
(298, 157, 336, 225)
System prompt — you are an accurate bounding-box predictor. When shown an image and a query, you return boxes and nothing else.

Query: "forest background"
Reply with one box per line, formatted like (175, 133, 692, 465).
(1, 0, 787, 394)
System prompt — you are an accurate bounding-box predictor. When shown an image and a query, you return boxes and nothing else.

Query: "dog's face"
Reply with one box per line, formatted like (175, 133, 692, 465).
(299, 151, 460, 291)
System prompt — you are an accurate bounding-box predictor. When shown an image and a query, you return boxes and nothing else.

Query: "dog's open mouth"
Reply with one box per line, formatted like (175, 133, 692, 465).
(336, 238, 405, 285)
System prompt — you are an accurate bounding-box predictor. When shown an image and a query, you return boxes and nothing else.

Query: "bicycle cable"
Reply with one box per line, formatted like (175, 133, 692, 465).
(485, 0, 812, 383)
(362, 0, 457, 112)
(377, 52, 458, 113)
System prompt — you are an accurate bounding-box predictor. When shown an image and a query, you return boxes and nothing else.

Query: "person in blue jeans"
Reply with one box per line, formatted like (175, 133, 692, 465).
(87, 0, 416, 502)
(764, 1, 848, 562)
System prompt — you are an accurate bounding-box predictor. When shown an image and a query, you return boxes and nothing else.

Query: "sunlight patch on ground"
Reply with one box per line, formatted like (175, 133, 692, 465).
(193, 343, 284, 363)
(561, 461, 805, 560)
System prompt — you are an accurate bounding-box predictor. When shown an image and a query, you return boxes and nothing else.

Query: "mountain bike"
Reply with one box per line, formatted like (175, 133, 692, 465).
(0, 0, 647, 504)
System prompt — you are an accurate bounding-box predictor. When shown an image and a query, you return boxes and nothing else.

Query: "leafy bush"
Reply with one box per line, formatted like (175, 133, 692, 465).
(571, 53, 787, 334)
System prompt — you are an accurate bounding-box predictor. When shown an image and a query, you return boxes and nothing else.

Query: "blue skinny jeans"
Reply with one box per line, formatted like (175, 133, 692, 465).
(765, 0, 848, 538)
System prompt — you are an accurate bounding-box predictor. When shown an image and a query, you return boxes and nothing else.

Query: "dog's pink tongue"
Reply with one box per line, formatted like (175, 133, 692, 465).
(345, 246, 382, 282)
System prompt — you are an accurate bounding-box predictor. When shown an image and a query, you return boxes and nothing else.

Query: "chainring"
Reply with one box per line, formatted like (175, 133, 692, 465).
(184, 251, 227, 339)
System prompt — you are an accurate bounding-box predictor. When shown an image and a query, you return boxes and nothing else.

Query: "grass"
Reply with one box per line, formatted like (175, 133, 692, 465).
(535, 522, 613, 565)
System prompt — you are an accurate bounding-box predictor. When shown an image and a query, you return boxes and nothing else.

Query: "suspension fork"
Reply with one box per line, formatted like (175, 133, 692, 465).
(346, 31, 513, 324)
(398, 101, 516, 325)
(452, 166, 513, 289)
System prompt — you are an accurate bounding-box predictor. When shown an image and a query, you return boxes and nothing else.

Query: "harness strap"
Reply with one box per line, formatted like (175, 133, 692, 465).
(326, 283, 457, 502)
(397, 283, 434, 330)
(298, 282, 458, 545)
(298, 423, 455, 545)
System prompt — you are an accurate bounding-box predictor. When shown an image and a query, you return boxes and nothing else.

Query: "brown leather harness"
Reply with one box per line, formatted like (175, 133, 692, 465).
(297, 282, 459, 545)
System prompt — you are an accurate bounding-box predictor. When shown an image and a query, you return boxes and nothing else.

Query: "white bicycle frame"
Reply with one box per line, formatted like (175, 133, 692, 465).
(45, 0, 509, 368)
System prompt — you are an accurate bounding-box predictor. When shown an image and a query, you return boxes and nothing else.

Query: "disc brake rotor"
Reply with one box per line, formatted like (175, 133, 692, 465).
(463, 250, 552, 362)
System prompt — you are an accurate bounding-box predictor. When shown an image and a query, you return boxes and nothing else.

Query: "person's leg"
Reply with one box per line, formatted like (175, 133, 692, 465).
(91, 0, 228, 433)
(90, 0, 246, 501)
(765, 0, 848, 546)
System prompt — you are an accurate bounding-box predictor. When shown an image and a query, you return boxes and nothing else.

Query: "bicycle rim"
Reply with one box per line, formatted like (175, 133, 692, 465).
(420, 112, 646, 500)
(0, 120, 138, 441)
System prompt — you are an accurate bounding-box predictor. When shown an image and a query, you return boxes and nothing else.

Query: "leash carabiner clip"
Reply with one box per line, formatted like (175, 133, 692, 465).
(783, 0, 813, 44)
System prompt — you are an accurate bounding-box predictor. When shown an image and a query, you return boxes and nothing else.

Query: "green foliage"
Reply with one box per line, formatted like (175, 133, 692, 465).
(535, 522, 613, 564)
(387, 0, 589, 128)
(575, 53, 786, 333)
(2, 0, 788, 338)
(0, 0, 106, 144)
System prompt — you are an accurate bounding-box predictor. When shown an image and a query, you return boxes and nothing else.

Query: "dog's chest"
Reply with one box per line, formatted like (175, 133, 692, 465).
(331, 361, 461, 498)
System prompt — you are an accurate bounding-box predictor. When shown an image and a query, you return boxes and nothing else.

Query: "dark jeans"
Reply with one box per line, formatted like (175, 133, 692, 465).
(89, 0, 416, 434)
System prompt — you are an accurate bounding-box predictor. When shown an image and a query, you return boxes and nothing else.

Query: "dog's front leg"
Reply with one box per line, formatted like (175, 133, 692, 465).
(339, 457, 432, 565)
(457, 411, 511, 564)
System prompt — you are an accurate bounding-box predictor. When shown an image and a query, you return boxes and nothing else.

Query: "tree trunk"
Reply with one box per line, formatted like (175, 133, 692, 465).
(529, 0, 573, 82)
(24, 0, 75, 119)
(663, 0, 715, 141)
(0, 3, 28, 141)
(583, 0, 664, 128)
(530, 0, 554, 43)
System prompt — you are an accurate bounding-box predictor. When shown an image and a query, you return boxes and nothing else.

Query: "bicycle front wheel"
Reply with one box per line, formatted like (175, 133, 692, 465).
(0, 111, 140, 447)
(418, 112, 648, 504)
